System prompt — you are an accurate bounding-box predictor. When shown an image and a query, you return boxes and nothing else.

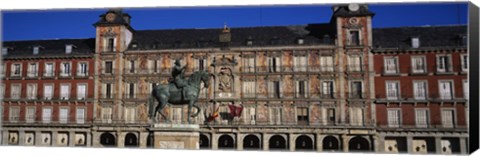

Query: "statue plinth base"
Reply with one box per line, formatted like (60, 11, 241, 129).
(149, 123, 200, 150)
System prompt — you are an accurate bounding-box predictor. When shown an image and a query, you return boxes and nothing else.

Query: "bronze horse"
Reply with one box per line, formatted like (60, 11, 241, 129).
(147, 70, 210, 124)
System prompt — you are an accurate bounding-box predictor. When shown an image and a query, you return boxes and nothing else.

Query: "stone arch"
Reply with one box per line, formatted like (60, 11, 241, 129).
(295, 135, 314, 151)
(218, 134, 235, 149)
(269, 134, 288, 150)
(322, 135, 340, 151)
(100, 132, 116, 147)
(243, 134, 261, 150)
(349, 136, 370, 152)
(199, 133, 210, 149)
(124, 133, 138, 147)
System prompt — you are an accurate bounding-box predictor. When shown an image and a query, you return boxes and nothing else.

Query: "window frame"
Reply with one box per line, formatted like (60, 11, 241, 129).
(411, 55, 427, 74)
(412, 80, 428, 100)
(415, 108, 430, 128)
(384, 56, 399, 74)
(387, 108, 402, 128)
(438, 80, 454, 100)
(385, 81, 400, 100)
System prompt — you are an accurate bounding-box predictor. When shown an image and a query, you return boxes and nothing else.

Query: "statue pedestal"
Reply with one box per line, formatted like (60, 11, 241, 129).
(149, 123, 200, 150)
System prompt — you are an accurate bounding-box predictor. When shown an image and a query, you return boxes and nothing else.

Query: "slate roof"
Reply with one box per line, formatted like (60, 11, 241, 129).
(128, 23, 336, 50)
(2, 38, 95, 58)
(372, 25, 467, 49)
(332, 4, 375, 17)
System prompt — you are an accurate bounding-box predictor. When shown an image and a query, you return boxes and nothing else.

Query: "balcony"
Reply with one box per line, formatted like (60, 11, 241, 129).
(122, 67, 171, 75)
(74, 72, 89, 78)
(2, 119, 93, 126)
(2, 95, 94, 102)
(348, 92, 365, 99)
(42, 72, 55, 79)
(240, 65, 337, 74)
(26, 71, 39, 79)
(346, 64, 365, 73)
(100, 68, 116, 75)
(376, 123, 468, 131)
(58, 72, 72, 78)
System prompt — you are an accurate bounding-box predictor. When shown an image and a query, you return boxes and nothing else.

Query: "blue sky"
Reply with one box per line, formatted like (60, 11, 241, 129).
(2, 2, 468, 41)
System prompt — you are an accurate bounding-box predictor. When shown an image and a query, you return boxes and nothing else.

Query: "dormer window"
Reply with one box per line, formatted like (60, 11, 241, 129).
(297, 38, 304, 45)
(246, 36, 253, 46)
(411, 37, 420, 48)
(270, 36, 280, 45)
(1, 48, 7, 56)
(65, 45, 73, 54)
(323, 35, 331, 44)
(33, 46, 40, 55)
(131, 43, 138, 49)
(461, 35, 467, 45)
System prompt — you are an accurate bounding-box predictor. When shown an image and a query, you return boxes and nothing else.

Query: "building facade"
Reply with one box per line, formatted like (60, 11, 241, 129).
(0, 4, 469, 154)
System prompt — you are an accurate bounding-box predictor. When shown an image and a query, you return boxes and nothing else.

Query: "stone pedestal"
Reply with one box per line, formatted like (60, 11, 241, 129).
(149, 123, 200, 150)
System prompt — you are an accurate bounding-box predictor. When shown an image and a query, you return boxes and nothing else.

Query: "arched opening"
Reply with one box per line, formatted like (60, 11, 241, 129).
(218, 135, 235, 149)
(124, 133, 138, 147)
(269, 135, 287, 150)
(295, 135, 314, 151)
(199, 134, 210, 149)
(349, 136, 370, 152)
(146, 133, 153, 148)
(322, 136, 340, 151)
(100, 132, 116, 147)
(243, 134, 261, 150)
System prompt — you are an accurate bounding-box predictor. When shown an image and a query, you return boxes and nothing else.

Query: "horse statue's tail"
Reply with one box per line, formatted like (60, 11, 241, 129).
(190, 104, 201, 117)
(147, 92, 156, 120)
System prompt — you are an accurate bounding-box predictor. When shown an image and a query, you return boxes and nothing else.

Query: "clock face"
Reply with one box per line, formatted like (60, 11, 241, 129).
(106, 13, 116, 22)
(348, 4, 360, 12)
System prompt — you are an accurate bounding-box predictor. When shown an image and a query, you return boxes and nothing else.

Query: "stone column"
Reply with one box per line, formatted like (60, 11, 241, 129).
(316, 134, 324, 152)
(236, 133, 243, 150)
(435, 136, 442, 154)
(92, 131, 101, 147)
(35, 131, 41, 146)
(117, 132, 125, 148)
(51, 131, 58, 147)
(289, 134, 295, 151)
(377, 135, 385, 153)
(262, 134, 269, 151)
(69, 131, 75, 147)
(342, 134, 349, 152)
(86, 132, 92, 147)
(406, 136, 413, 153)
(139, 132, 149, 148)
(211, 133, 218, 150)
(18, 130, 25, 146)
(2, 130, 9, 145)
(459, 137, 467, 154)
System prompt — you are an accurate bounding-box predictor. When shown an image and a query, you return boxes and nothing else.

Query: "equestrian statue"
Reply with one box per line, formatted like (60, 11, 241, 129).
(147, 59, 210, 124)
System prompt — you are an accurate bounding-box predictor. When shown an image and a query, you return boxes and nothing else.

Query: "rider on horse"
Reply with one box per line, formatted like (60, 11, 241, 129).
(171, 59, 188, 100)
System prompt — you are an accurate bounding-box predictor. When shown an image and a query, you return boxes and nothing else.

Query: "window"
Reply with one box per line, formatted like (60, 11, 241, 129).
(105, 83, 112, 99)
(243, 107, 256, 125)
(11, 63, 21, 77)
(10, 84, 21, 100)
(59, 108, 68, 123)
(101, 107, 112, 123)
(26, 84, 37, 100)
(27, 63, 38, 77)
(269, 107, 282, 125)
(60, 84, 70, 100)
(348, 55, 362, 72)
(242, 81, 256, 98)
(2, 47, 7, 55)
(105, 61, 113, 74)
(350, 81, 363, 98)
(349, 30, 360, 46)
(129, 60, 135, 73)
(442, 109, 455, 128)
(387, 109, 401, 128)
(439, 81, 453, 100)
(9, 107, 20, 122)
(327, 108, 336, 125)
(124, 107, 136, 123)
(350, 107, 364, 126)
(148, 60, 159, 73)
(269, 80, 281, 98)
(437, 55, 452, 73)
(463, 80, 468, 100)
(384, 57, 398, 74)
(171, 107, 182, 124)
(415, 109, 429, 128)
(106, 38, 115, 52)
(320, 56, 334, 72)
(196, 58, 207, 71)
(65, 45, 73, 54)
(77, 62, 88, 76)
(294, 55, 307, 72)
(386, 81, 399, 100)
(322, 81, 334, 98)
(33, 46, 39, 55)
(60, 62, 71, 76)
(267, 56, 280, 72)
(461, 54, 468, 72)
(413, 81, 427, 100)
(296, 80, 307, 98)
(242, 57, 255, 72)
(411, 56, 426, 73)
(42, 108, 52, 123)
(76, 108, 85, 124)
(77, 84, 87, 100)
(26, 107, 35, 123)
(126, 83, 135, 99)
(43, 84, 53, 100)
(296, 107, 309, 125)
(411, 37, 420, 48)
(44, 63, 54, 77)
(0, 84, 4, 100)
